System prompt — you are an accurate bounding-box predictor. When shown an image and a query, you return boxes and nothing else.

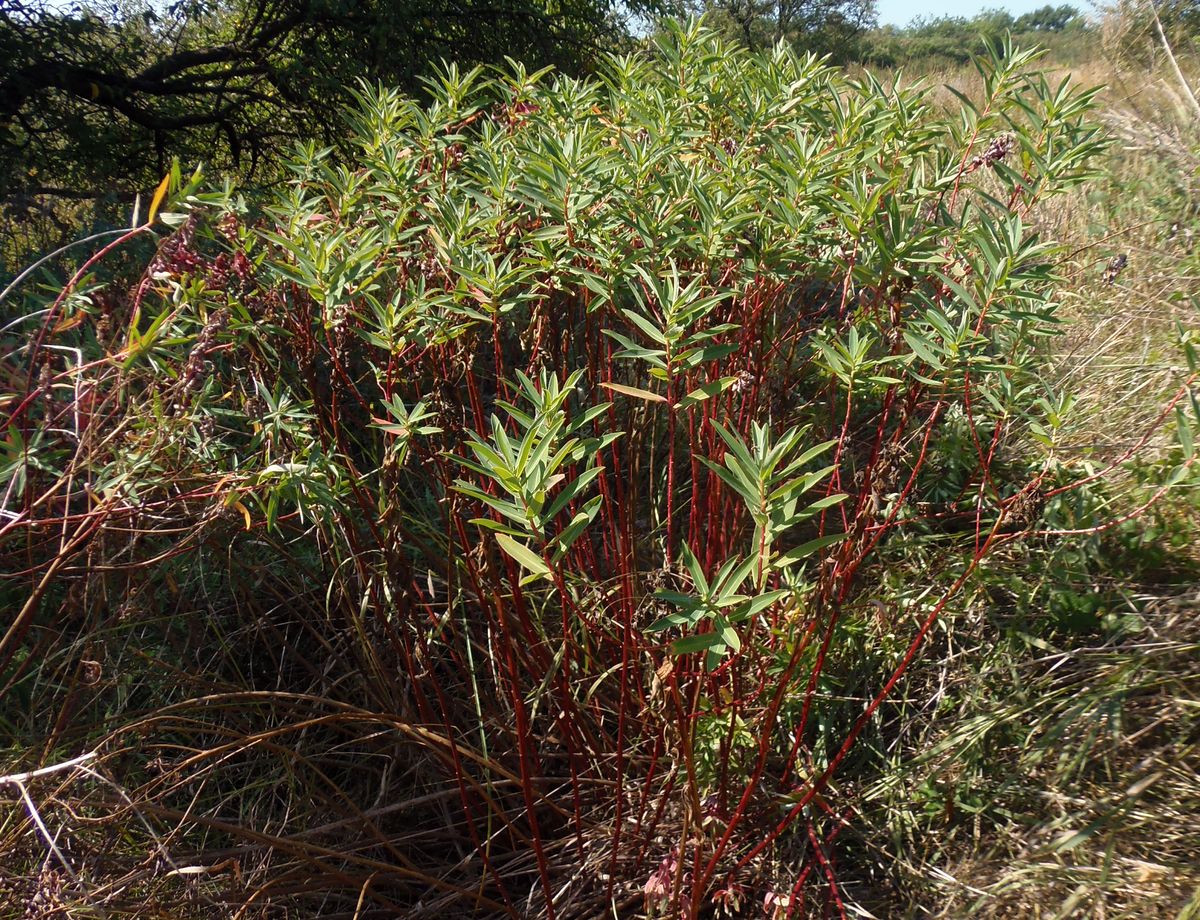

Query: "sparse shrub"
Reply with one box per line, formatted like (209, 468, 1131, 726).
(3, 20, 1194, 919)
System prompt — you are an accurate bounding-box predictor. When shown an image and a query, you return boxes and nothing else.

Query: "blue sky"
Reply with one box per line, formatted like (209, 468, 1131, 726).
(875, 0, 1068, 27)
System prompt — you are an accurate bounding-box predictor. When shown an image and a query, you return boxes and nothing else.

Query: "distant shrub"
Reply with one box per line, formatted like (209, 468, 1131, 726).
(860, 7, 1091, 68)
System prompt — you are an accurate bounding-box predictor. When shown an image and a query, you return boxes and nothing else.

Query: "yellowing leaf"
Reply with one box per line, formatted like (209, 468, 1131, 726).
(147, 173, 170, 225)
(231, 499, 252, 531)
(221, 488, 252, 531)
(52, 311, 86, 334)
(600, 382, 667, 403)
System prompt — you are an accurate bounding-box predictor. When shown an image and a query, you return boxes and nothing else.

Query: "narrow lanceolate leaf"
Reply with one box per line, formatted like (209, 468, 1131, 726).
(774, 533, 846, 568)
(468, 518, 528, 537)
(550, 495, 603, 562)
(679, 543, 711, 595)
(601, 382, 667, 403)
(147, 173, 170, 225)
(676, 376, 737, 409)
(699, 456, 758, 506)
(709, 420, 758, 473)
(716, 617, 741, 653)
(671, 631, 724, 655)
(495, 533, 550, 580)
(903, 331, 944, 368)
(648, 612, 688, 632)
(732, 589, 790, 620)
(653, 591, 699, 607)
(1177, 407, 1195, 459)
(621, 308, 669, 345)
(788, 439, 839, 472)
(802, 493, 849, 514)
(544, 465, 604, 522)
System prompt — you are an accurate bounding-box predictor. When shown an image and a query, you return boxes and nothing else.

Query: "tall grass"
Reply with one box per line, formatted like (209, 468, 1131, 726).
(843, 13, 1200, 917)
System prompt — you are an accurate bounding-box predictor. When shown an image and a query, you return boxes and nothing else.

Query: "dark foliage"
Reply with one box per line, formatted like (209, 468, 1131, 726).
(690, 0, 877, 61)
(0, 0, 666, 268)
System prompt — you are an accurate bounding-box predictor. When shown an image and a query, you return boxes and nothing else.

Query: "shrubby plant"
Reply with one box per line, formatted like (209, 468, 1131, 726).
(4, 20, 1194, 918)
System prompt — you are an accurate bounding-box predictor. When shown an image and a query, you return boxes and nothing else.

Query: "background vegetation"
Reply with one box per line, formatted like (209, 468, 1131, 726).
(2, 2, 1199, 919)
(1, 0, 669, 267)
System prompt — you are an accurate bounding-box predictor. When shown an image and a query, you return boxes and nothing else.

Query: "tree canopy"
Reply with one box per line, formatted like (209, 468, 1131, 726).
(0, 0, 664, 256)
(690, 0, 877, 59)
(858, 5, 1089, 67)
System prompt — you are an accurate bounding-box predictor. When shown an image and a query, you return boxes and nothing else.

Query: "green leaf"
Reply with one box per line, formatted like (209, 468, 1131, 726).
(495, 533, 550, 581)
(699, 456, 758, 506)
(732, 589, 789, 620)
(621, 308, 668, 345)
(801, 493, 849, 514)
(544, 465, 603, 522)
(903, 331, 945, 368)
(648, 611, 693, 631)
(671, 632, 725, 654)
(679, 543, 710, 595)
(676, 376, 737, 409)
(654, 591, 699, 607)
(774, 533, 845, 567)
(709, 420, 757, 475)
(716, 617, 741, 653)
(469, 518, 528, 537)
(550, 495, 603, 562)
(1178, 407, 1195, 459)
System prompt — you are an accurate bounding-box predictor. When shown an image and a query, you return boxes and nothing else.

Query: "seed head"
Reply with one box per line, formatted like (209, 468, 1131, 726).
(967, 133, 1014, 172)
(1103, 253, 1128, 285)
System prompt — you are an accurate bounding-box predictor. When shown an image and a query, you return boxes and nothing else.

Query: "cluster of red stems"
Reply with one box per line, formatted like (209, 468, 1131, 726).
(4, 37, 1196, 920)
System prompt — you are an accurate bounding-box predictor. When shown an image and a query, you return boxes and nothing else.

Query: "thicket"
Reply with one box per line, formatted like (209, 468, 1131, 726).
(859, 6, 1091, 69)
(2, 19, 1198, 919)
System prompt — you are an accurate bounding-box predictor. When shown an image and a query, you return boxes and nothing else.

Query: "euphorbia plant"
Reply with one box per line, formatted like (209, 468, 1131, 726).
(12, 18, 1196, 920)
